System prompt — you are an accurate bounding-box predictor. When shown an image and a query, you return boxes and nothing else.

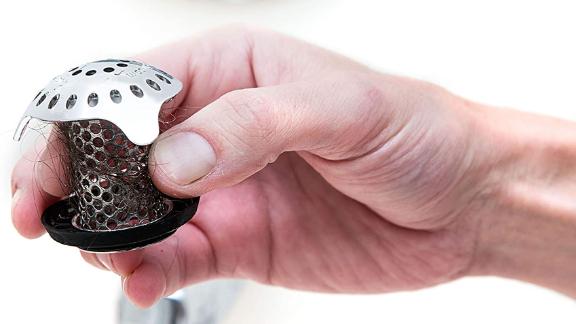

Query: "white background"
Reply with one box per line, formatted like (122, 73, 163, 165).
(0, 0, 575, 323)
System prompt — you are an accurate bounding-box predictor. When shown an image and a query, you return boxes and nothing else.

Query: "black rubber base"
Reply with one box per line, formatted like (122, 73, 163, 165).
(41, 197, 200, 252)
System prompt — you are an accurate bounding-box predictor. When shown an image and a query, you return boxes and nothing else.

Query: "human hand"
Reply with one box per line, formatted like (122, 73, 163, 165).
(12, 26, 576, 307)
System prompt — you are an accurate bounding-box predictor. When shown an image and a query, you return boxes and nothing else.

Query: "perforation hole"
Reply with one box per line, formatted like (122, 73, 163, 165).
(114, 136, 125, 146)
(155, 69, 174, 80)
(95, 151, 106, 161)
(89, 123, 101, 134)
(66, 94, 77, 109)
(107, 220, 118, 230)
(93, 199, 103, 210)
(103, 67, 114, 73)
(103, 205, 114, 216)
(117, 63, 128, 67)
(72, 70, 82, 76)
(155, 73, 171, 84)
(87, 93, 98, 107)
(102, 129, 113, 140)
(48, 94, 59, 109)
(36, 93, 46, 106)
(86, 159, 96, 169)
(117, 211, 128, 222)
(107, 158, 117, 168)
(86, 70, 96, 76)
(110, 89, 122, 103)
(146, 79, 161, 91)
(128, 216, 139, 226)
(102, 192, 112, 202)
(93, 137, 104, 148)
(114, 199, 125, 208)
(91, 186, 101, 197)
(130, 85, 143, 98)
(84, 144, 94, 155)
(104, 143, 116, 154)
(99, 179, 110, 189)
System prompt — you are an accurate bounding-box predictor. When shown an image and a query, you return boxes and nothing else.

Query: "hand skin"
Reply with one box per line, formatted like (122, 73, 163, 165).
(10, 26, 576, 307)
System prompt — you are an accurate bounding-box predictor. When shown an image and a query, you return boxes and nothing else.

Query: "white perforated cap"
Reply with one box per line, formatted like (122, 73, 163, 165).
(14, 59, 183, 145)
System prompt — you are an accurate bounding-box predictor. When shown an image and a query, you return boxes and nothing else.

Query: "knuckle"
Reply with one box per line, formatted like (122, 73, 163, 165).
(220, 90, 278, 143)
(349, 72, 388, 113)
(317, 73, 393, 159)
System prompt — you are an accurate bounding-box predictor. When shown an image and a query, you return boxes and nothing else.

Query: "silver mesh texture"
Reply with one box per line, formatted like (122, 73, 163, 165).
(60, 119, 171, 232)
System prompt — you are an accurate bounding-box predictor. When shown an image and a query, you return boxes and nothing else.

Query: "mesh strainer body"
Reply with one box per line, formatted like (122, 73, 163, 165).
(61, 119, 171, 232)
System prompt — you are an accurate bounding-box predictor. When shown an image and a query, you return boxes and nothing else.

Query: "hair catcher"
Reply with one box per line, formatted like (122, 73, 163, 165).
(14, 59, 199, 252)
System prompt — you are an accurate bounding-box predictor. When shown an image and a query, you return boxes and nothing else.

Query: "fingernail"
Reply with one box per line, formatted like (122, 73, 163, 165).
(11, 189, 22, 212)
(153, 132, 216, 185)
(96, 254, 112, 272)
(121, 276, 129, 294)
(11, 183, 19, 197)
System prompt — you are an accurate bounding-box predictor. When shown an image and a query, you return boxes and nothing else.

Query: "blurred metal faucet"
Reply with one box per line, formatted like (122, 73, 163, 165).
(118, 280, 243, 324)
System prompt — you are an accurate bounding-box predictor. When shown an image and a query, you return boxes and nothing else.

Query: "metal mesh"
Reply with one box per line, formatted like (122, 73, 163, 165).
(60, 119, 172, 232)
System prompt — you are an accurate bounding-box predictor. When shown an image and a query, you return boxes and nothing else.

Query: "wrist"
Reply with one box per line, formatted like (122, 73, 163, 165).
(470, 105, 576, 297)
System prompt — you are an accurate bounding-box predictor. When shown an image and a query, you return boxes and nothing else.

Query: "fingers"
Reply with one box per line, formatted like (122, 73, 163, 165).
(11, 183, 52, 239)
(150, 75, 396, 198)
(81, 184, 273, 307)
(80, 249, 144, 275)
(11, 132, 67, 238)
(82, 224, 217, 308)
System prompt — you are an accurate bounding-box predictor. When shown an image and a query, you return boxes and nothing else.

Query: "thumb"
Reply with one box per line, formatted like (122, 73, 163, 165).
(149, 76, 391, 197)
